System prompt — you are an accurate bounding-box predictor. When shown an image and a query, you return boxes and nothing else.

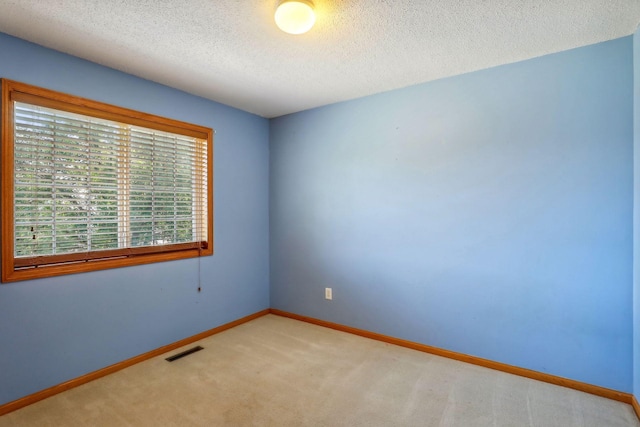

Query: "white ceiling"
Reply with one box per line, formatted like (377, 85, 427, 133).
(0, 1, 639, 118)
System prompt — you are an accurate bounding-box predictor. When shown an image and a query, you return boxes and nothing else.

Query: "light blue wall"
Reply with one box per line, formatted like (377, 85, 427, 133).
(270, 37, 634, 392)
(634, 26, 640, 399)
(0, 33, 270, 405)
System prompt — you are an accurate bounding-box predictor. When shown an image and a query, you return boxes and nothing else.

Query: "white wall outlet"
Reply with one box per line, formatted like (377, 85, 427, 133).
(325, 287, 332, 300)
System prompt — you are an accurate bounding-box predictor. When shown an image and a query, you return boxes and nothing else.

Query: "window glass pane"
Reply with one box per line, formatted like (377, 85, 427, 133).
(13, 102, 207, 259)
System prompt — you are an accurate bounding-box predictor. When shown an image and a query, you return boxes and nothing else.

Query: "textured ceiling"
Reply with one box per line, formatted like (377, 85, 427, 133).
(0, 1, 639, 118)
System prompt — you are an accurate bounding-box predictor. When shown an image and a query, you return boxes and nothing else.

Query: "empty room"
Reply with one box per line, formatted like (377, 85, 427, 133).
(1, 0, 640, 425)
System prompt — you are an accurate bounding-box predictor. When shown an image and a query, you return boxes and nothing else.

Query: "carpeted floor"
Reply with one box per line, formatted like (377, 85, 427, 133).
(0, 314, 638, 426)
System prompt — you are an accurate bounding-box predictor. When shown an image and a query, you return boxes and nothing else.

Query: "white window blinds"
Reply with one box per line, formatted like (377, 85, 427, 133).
(13, 102, 208, 267)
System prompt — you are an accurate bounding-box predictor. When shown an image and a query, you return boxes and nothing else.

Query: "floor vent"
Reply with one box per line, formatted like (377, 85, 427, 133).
(165, 346, 204, 362)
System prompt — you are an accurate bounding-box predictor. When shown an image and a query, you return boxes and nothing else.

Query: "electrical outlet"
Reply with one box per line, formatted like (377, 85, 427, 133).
(325, 287, 332, 300)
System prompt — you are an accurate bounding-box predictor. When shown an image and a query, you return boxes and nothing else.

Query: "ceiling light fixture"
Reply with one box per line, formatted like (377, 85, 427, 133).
(275, 0, 316, 35)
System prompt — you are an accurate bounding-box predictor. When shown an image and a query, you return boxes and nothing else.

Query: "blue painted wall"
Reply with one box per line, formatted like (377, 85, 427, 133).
(0, 33, 270, 405)
(270, 37, 634, 392)
(634, 26, 640, 400)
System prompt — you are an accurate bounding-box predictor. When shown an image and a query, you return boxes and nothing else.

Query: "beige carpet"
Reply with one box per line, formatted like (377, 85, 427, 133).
(0, 314, 638, 426)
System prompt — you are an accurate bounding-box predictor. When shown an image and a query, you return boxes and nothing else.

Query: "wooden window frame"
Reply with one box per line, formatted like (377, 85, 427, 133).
(1, 79, 214, 282)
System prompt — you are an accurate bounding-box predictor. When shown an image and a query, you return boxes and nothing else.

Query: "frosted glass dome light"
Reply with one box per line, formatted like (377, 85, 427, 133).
(275, 0, 316, 35)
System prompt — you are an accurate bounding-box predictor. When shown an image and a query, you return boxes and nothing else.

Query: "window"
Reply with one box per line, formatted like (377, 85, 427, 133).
(1, 79, 213, 282)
